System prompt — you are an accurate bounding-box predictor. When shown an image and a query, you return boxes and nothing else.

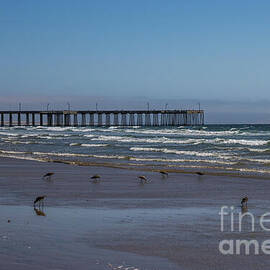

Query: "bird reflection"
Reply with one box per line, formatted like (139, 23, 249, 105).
(91, 174, 101, 183)
(241, 205, 248, 214)
(241, 196, 248, 207)
(138, 175, 148, 184)
(159, 170, 168, 178)
(34, 207, 46, 216)
(43, 172, 54, 181)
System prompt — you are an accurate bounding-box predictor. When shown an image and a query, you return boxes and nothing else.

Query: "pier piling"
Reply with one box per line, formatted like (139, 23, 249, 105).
(1, 113, 4, 127)
(26, 113, 30, 126)
(18, 113, 21, 126)
(73, 114, 78, 127)
(32, 113, 35, 126)
(113, 113, 119, 126)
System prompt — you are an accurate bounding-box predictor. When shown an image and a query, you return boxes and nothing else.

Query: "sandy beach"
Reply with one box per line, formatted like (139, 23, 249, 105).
(1, 157, 270, 269)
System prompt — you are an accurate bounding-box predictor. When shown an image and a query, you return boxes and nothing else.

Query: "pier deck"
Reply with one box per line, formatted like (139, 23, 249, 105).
(0, 110, 204, 127)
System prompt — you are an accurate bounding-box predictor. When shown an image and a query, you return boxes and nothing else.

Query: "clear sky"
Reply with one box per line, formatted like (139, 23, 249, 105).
(0, 0, 270, 122)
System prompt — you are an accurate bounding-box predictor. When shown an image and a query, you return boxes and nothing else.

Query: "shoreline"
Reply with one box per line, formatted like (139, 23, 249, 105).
(1, 154, 270, 181)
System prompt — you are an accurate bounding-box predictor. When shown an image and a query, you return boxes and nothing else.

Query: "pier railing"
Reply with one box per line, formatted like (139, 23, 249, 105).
(0, 110, 204, 127)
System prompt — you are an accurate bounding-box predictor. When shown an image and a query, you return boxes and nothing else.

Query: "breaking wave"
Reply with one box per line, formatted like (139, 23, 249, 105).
(1, 124, 270, 177)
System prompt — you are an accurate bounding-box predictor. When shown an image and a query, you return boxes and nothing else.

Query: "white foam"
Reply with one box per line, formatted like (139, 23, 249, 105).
(11, 141, 35, 145)
(0, 132, 19, 137)
(0, 154, 46, 162)
(92, 135, 203, 145)
(130, 147, 230, 158)
(21, 133, 40, 138)
(37, 136, 54, 139)
(84, 134, 95, 138)
(128, 156, 236, 165)
(122, 127, 270, 137)
(0, 150, 30, 155)
(72, 128, 95, 132)
(92, 135, 269, 146)
(33, 126, 75, 131)
(216, 139, 269, 146)
(33, 151, 89, 157)
(91, 154, 127, 159)
(248, 148, 269, 153)
(242, 158, 270, 164)
(69, 143, 81, 146)
(32, 151, 126, 160)
(123, 128, 241, 137)
(81, 143, 108, 147)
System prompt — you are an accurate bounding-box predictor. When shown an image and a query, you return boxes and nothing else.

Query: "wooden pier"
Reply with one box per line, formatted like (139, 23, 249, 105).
(0, 110, 204, 127)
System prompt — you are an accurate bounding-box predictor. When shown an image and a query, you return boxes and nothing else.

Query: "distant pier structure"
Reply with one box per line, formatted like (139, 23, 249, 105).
(0, 110, 204, 127)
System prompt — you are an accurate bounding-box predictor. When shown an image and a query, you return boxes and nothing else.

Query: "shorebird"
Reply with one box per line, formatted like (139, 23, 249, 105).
(91, 174, 101, 183)
(159, 170, 168, 177)
(196, 172, 204, 176)
(241, 196, 248, 207)
(33, 195, 46, 207)
(43, 172, 54, 180)
(138, 175, 148, 184)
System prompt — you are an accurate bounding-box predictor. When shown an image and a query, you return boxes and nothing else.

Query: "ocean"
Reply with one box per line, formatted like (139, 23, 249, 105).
(0, 124, 270, 177)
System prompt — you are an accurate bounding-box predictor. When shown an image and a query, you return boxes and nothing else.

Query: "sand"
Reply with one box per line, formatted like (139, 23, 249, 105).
(1, 157, 270, 269)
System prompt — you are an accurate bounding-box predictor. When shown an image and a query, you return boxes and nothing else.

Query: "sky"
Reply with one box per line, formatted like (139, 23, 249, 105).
(0, 0, 270, 123)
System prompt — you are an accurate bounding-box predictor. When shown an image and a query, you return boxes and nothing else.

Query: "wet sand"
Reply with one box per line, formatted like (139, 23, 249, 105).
(1, 157, 270, 269)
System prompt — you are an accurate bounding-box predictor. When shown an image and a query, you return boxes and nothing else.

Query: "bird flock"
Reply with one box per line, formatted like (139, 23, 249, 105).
(34, 170, 171, 210)
(33, 170, 248, 215)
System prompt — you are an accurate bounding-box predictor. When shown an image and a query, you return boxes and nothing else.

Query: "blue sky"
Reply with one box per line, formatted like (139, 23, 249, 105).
(0, 1, 270, 122)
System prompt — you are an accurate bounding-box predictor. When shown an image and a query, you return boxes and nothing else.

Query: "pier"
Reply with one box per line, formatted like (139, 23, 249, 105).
(0, 110, 204, 127)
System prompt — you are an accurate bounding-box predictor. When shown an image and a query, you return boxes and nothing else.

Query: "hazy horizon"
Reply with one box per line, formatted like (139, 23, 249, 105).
(0, 95, 269, 124)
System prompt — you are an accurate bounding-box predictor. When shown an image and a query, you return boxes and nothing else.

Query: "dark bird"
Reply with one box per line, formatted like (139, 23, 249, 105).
(91, 174, 101, 183)
(196, 172, 204, 176)
(159, 170, 168, 177)
(34, 195, 46, 207)
(241, 196, 248, 207)
(43, 172, 54, 180)
(138, 175, 147, 184)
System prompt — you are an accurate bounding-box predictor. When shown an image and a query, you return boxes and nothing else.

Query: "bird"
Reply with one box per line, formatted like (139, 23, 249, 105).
(138, 175, 148, 184)
(196, 172, 204, 176)
(91, 174, 101, 183)
(241, 196, 248, 207)
(159, 170, 168, 177)
(43, 172, 54, 180)
(33, 195, 46, 207)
